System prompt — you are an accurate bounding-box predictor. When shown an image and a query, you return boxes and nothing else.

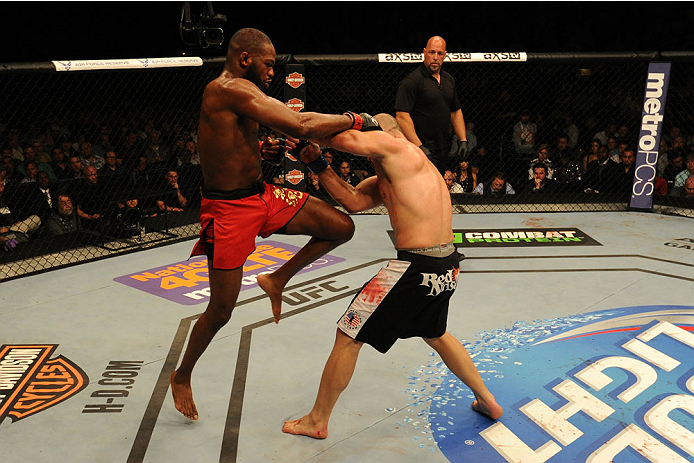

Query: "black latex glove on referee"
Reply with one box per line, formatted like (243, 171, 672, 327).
(419, 144, 433, 159)
(457, 140, 469, 158)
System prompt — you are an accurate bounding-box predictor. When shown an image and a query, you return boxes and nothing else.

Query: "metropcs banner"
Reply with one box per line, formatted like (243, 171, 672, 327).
(114, 240, 345, 305)
(410, 305, 694, 462)
(630, 62, 671, 211)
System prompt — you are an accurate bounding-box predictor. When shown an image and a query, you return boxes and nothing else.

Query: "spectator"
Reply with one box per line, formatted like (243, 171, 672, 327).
(394, 35, 468, 174)
(144, 131, 170, 166)
(31, 139, 52, 163)
(663, 150, 685, 188)
(0, 180, 41, 249)
(17, 144, 56, 179)
(528, 144, 554, 180)
(444, 169, 465, 193)
(511, 110, 537, 158)
(526, 163, 555, 194)
(606, 137, 619, 161)
(120, 132, 144, 173)
(562, 116, 579, 148)
(456, 157, 477, 193)
(582, 139, 603, 173)
(473, 171, 515, 195)
(8, 128, 24, 161)
(58, 135, 78, 159)
(555, 135, 572, 163)
(34, 171, 55, 221)
(50, 147, 70, 179)
(66, 156, 84, 179)
(670, 176, 694, 198)
(674, 153, 694, 189)
(98, 150, 123, 176)
(337, 160, 360, 187)
(615, 124, 630, 145)
(178, 138, 200, 166)
(114, 195, 145, 236)
(592, 122, 617, 146)
(583, 144, 622, 194)
(554, 149, 583, 188)
(74, 165, 105, 229)
(19, 161, 39, 183)
(46, 193, 78, 235)
(657, 138, 671, 176)
(156, 169, 188, 212)
(92, 133, 115, 159)
(2, 156, 25, 184)
(79, 141, 105, 170)
(616, 147, 637, 193)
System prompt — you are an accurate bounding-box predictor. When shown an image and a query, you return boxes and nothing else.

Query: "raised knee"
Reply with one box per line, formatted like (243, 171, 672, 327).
(337, 215, 355, 242)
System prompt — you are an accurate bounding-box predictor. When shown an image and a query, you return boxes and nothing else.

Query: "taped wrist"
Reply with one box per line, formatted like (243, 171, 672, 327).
(304, 155, 329, 174)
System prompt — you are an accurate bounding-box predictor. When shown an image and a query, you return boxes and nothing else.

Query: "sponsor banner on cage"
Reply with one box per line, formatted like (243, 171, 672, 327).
(408, 305, 694, 462)
(0, 344, 89, 425)
(630, 62, 671, 211)
(114, 240, 345, 305)
(378, 52, 527, 63)
(52, 57, 203, 72)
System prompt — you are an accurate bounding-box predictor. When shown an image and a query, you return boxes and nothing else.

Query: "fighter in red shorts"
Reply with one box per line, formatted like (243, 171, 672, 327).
(170, 27, 379, 421)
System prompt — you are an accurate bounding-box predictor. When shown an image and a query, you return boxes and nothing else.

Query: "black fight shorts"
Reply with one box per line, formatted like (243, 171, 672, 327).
(337, 247, 460, 353)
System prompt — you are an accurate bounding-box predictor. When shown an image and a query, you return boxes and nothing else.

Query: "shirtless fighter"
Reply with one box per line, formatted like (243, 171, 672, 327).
(282, 113, 503, 439)
(170, 28, 379, 421)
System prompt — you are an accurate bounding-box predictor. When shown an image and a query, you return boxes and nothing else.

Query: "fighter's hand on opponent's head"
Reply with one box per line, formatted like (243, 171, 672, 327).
(344, 112, 382, 131)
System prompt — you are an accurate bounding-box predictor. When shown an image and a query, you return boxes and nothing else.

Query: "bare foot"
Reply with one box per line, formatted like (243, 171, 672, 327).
(282, 416, 328, 439)
(472, 398, 504, 420)
(257, 273, 284, 324)
(170, 371, 199, 420)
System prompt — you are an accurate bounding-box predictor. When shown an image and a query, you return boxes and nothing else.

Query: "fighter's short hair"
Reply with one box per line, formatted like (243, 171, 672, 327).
(228, 28, 273, 56)
(374, 113, 403, 135)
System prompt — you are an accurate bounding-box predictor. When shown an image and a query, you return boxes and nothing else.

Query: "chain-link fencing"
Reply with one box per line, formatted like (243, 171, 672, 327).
(1, 52, 692, 280)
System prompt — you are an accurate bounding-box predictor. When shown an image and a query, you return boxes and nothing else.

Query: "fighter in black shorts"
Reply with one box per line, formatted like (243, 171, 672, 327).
(283, 114, 503, 439)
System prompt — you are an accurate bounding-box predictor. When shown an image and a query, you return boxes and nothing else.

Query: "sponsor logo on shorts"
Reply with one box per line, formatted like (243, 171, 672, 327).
(285, 169, 304, 185)
(285, 72, 305, 89)
(341, 310, 362, 330)
(454, 228, 601, 247)
(420, 267, 458, 296)
(407, 305, 694, 462)
(114, 240, 345, 305)
(664, 237, 694, 251)
(0, 344, 89, 424)
(286, 98, 304, 113)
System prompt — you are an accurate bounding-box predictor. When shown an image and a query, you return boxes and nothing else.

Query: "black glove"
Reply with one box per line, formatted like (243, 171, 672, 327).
(344, 112, 382, 131)
(419, 144, 433, 159)
(457, 140, 469, 158)
(261, 138, 286, 166)
(289, 140, 311, 157)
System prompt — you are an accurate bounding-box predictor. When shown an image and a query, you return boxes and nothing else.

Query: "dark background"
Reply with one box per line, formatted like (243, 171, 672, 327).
(2, 2, 694, 62)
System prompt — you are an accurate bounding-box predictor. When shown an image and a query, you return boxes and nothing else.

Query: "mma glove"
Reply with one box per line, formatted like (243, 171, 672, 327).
(344, 112, 382, 131)
(260, 137, 286, 166)
(457, 140, 469, 158)
(295, 141, 330, 174)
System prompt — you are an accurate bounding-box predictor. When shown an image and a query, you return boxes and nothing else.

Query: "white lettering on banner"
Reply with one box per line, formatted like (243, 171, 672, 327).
(632, 69, 668, 205)
(586, 424, 688, 463)
(644, 395, 694, 457)
(574, 356, 657, 403)
(480, 320, 694, 462)
(480, 421, 562, 462)
(378, 52, 527, 63)
(520, 380, 614, 445)
(52, 57, 203, 72)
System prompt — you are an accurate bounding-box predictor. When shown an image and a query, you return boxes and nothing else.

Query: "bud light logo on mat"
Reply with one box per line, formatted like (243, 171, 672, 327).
(402, 305, 694, 462)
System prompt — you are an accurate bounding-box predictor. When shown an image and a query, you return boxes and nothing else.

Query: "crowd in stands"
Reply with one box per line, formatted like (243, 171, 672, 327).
(0, 121, 202, 253)
(3, 112, 694, 255)
(441, 113, 694, 200)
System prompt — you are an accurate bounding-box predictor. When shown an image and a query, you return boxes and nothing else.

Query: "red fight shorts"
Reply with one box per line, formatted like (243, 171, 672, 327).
(190, 182, 308, 270)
